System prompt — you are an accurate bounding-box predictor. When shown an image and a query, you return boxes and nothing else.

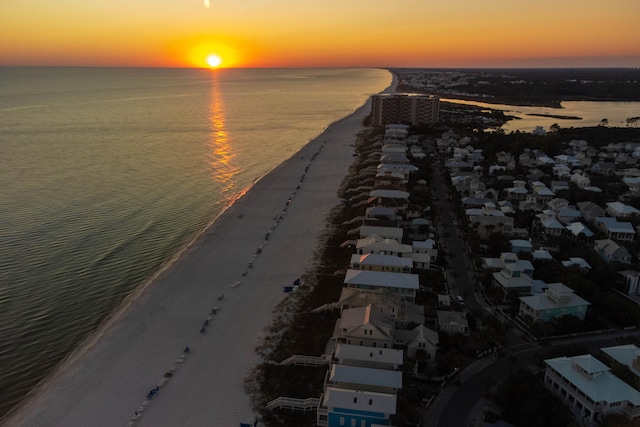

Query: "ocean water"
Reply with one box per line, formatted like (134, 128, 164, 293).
(0, 67, 391, 418)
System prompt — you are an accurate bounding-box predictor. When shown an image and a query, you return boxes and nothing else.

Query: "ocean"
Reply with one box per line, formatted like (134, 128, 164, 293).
(0, 67, 392, 418)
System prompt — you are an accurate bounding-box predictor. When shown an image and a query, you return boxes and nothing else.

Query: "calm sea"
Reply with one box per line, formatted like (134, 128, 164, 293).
(0, 67, 391, 418)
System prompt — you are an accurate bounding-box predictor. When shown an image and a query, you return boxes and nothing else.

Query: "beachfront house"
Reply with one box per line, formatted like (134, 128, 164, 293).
(336, 305, 394, 348)
(355, 235, 412, 257)
(336, 288, 401, 320)
(333, 343, 403, 370)
(359, 225, 403, 241)
(343, 269, 419, 303)
(318, 387, 396, 427)
(350, 253, 413, 273)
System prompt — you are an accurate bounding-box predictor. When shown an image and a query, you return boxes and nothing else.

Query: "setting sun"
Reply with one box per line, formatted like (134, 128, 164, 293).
(206, 54, 222, 68)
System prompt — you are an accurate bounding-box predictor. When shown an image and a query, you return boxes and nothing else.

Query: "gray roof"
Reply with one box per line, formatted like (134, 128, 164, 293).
(335, 344, 403, 367)
(330, 364, 403, 389)
(344, 269, 419, 290)
(323, 387, 397, 414)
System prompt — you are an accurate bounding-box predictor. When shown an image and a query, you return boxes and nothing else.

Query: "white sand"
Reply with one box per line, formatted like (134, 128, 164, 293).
(4, 93, 385, 427)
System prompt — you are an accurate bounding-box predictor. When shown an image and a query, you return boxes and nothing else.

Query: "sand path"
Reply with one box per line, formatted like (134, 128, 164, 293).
(4, 93, 382, 427)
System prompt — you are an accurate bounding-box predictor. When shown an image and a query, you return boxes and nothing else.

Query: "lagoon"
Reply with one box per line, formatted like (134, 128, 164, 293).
(442, 98, 640, 133)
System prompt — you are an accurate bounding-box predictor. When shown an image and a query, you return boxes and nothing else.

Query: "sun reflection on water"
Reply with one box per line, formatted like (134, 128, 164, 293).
(208, 72, 240, 202)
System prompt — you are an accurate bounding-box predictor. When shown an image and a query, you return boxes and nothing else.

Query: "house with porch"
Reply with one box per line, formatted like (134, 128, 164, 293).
(343, 269, 419, 303)
(519, 282, 590, 322)
(594, 239, 632, 264)
(350, 253, 413, 273)
(544, 354, 640, 424)
(336, 305, 394, 348)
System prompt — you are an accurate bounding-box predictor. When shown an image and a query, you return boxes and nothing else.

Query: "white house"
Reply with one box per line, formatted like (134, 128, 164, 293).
(544, 355, 640, 423)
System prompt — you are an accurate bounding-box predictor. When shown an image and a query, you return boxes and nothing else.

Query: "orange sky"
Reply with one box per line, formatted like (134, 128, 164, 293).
(1, 0, 639, 68)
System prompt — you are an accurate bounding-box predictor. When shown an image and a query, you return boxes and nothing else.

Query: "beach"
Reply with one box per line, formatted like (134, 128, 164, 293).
(3, 84, 389, 426)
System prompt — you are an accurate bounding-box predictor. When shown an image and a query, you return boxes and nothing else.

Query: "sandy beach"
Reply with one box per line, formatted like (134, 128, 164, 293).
(3, 79, 394, 427)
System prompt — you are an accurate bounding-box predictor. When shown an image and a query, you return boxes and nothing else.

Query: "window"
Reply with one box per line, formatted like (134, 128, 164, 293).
(353, 397, 357, 404)
(351, 420, 356, 427)
(369, 399, 373, 405)
(340, 417, 345, 426)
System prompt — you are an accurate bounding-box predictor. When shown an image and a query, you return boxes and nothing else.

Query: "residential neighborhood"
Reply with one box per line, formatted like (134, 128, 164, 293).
(256, 93, 640, 427)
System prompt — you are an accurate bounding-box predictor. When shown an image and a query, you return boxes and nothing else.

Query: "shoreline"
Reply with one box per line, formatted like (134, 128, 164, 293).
(3, 74, 396, 427)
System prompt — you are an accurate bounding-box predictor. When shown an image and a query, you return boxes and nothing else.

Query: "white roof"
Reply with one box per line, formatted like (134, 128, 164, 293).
(601, 345, 640, 378)
(344, 269, 419, 290)
(546, 355, 640, 405)
(520, 286, 590, 311)
(335, 344, 403, 367)
(323, 387, 397, 414)
(330, 364, 403, 389)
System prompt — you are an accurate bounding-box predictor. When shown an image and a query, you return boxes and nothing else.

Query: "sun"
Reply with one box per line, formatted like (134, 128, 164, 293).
(206, 54, 222, 68)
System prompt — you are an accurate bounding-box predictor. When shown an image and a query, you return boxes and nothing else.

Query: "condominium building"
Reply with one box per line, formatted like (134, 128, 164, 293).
(371, 94, 440, 126)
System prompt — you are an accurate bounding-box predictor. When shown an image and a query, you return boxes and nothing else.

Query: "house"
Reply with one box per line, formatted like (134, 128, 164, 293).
(394, 324, 439, 362)
(319, 387, 397, 427)
(359, 225, 403, 241)
(551, 181, 570, 192)
(468, 215, 514, 239)
(532, 249, 554, 261)
(606, 202, 640, 218)
(561, 257, 592, 271)
(336, 305, 394, 348)
(333, 343, 403, 370)
(595, 217, 636, 242)
(618, 270, 640, 296)
(570, 172, 591, 188)
(356, 235, 412, 257)
(436, 310, 469, 336)
(566, 222, 594, 240)
(510, 239, 533, 254)
(350, 253, 413, 273)
(557, 208, 582, 225)
(601, 345, 640, 378)
(344, 269, 419, 303)
(366, 206, 398, 221)
(412, 240, 437, 270)
(324, 364, 403, 394)
(544, 355, 640, 423)
(594, 239, 632, 264)
(577, 201, 605, 225)
(336, 288, 401, 320)
(539, 217, 565, 238)
(492, 258, 535, 301)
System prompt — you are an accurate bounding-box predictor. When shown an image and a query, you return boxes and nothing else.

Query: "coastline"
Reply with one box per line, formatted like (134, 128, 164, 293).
(3, 74, 396, 427)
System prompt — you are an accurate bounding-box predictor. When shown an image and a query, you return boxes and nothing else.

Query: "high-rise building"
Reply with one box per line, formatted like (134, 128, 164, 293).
(371, 93, 440, 126)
